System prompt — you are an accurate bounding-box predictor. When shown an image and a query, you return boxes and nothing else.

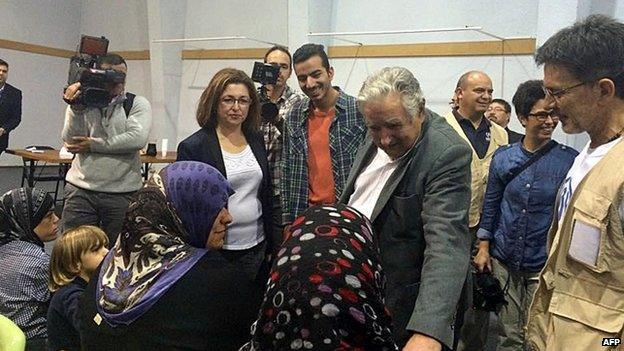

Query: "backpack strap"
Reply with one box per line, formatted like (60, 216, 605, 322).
(123, 92, 136, 118)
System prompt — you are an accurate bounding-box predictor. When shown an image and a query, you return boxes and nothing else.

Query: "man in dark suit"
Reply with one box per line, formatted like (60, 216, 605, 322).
(487, 98, 524, 143)
(340, 67, 472, 351)
(0, 59, 22, 155)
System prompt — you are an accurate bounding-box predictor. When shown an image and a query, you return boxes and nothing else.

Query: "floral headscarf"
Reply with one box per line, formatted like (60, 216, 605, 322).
(241, 204, 398, 351)
(96, 161, 233, 326)
(0, 187, 54, 247)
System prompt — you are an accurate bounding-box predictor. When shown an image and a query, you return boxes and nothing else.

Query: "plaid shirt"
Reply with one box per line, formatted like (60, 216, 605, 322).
(281, 88, 366, 224)
(0, 241, 50, 340)
(260, 86, 305, 198)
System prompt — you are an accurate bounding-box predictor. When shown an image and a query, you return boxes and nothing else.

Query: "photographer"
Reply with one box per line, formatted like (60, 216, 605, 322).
(258, 45, 304, 238)
(61, 53, 152, 244)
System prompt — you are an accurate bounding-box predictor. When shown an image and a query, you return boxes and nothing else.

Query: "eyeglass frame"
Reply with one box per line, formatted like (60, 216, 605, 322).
(542, 70, 624, 101)
(220, 96, 252, 108)
(542, 82, 586, 101)
(486, 106, 509, 113)
(527, 110, 559, 122)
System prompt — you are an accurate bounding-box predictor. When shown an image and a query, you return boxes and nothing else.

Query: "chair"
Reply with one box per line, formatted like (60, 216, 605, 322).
(0, 315, 26, 351)
(20, 145, 66, 203)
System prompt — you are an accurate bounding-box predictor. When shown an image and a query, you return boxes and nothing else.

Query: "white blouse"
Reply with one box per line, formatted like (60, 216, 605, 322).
(221, 145, 264, 250)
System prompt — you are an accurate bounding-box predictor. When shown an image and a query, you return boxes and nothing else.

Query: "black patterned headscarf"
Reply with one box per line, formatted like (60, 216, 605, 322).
(240, 204, 398, 351)
(96, 161, 234, 326)
(0, 187, 54, 247)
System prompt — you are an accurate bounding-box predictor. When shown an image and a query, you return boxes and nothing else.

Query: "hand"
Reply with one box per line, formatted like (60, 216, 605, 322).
(0, 127, 5, 137)
(63, 82, 82, 103)
(403, 333, 442, 351)
(65, 136, 92, 154)
(473, 240, 492, 272)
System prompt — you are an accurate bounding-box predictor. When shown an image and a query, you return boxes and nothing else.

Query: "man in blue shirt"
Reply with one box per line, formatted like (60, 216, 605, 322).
(473, 79, 577, 351)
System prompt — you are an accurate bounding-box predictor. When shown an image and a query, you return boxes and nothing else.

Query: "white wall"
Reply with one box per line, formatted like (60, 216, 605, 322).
(79, 0, 152, 99)
(0, 0, 81, 166)
(4, 0, 624, 167)
(0, 0, 151, 166)
(173, 0, 544, 145)
(175, 0, 289, 144)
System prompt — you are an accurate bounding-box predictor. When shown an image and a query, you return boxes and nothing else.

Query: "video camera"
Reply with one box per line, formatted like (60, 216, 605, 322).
(251, 62, 280, 128)
(66, 35, 126, 108)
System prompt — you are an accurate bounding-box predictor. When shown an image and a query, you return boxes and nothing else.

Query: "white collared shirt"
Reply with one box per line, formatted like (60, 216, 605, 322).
(348, 147, 399, 220)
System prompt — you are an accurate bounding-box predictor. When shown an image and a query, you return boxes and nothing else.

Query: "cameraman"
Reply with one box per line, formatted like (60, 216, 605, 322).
(61, 53, 152, 244)
(259, 46, 304, 237)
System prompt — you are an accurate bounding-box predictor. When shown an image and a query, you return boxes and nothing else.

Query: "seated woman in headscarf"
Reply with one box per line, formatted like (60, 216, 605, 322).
(0, 187, 59, 351)
(80, 161, 264, 350)
(241, 204, 398, 351)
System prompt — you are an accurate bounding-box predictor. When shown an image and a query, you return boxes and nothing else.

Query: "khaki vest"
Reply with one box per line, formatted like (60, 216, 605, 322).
(444, 112, 508, 227)
(527, 139, 624, 351)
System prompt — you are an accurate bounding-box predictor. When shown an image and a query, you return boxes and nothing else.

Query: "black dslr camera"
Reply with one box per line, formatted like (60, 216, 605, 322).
(251, 62, 280, 128)
(473, 271, 508, 312)
(66, 35, 126, 108)
(251, 61, 280, 86)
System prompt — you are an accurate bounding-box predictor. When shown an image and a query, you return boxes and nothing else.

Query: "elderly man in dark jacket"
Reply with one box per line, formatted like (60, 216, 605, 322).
(340, 66, 472, 351)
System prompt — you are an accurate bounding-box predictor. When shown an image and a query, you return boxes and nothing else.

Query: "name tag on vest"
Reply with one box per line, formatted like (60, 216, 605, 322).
(568, 219, 600, 266)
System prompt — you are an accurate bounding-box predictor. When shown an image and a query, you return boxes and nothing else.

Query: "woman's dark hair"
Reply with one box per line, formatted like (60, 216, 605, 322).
(293, 43, 330, 70)
(512, 80, 545, 117)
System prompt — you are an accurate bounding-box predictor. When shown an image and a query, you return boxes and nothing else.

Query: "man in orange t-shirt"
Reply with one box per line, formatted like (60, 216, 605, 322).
(280, 44, 366, 226)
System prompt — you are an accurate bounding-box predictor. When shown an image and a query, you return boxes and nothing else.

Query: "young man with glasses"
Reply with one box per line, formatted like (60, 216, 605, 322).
(527, 15, 624, 350)
(487, 98, 524, 143)
(474, 80, 577, 351)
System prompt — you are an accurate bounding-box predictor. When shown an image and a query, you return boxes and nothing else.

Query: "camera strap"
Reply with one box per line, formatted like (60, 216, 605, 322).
(123, 92, 136, 118)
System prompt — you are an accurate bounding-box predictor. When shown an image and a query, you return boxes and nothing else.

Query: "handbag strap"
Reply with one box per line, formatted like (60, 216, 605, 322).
(505, 140, 557, 185)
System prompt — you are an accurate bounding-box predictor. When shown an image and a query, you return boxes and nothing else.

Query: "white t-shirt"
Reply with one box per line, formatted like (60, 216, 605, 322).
(348, 148, 399, 220)
(557, 137, 624, 222)
(222, 145, 264, 250)
(556, 137, 624, 266)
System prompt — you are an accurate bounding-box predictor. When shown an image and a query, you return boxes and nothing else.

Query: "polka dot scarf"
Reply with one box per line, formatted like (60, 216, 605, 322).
(240, 204, 398, 351)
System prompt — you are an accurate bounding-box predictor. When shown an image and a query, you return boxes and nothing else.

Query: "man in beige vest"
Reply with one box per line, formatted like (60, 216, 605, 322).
(448, 71, 508, 351)
(526, 14, 624, 351)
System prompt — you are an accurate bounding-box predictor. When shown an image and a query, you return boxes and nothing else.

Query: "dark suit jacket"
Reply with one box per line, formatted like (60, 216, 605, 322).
(506, 127, 524, 144)
(340, 109, 472, 349)
(176, 125, 276, 253)
(0, 83, 22, 152)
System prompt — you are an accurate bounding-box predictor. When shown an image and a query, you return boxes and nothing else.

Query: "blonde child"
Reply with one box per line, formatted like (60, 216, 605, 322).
(46, 226, 109, 351)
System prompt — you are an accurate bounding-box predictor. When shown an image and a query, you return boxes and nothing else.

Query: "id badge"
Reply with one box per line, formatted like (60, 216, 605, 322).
(568, 219, 601, 267)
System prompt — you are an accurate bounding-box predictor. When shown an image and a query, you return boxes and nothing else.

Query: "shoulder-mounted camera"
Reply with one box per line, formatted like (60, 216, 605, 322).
(66, 35, 126, 108)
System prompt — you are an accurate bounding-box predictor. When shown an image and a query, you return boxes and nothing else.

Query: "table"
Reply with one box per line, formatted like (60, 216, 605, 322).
(6, 149, 177, 187)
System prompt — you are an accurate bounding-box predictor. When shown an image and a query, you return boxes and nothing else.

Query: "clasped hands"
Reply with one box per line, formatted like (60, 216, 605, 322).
(65, 137, 92, 154)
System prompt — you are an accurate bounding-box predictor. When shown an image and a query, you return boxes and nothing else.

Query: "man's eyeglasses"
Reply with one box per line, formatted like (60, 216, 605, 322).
(542, 82, 586, 101)
(486, 106, 508, 113)
(528, 111, 559, 122)
(221, 97, 251, 107)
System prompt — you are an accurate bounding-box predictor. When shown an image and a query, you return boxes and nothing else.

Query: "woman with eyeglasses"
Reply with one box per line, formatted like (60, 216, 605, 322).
(177, 68, 275, 283)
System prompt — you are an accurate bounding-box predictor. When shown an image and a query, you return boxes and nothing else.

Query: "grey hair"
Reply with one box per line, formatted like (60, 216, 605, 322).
(357, 67, 425, 120)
